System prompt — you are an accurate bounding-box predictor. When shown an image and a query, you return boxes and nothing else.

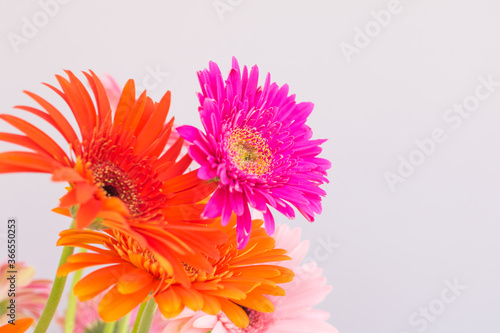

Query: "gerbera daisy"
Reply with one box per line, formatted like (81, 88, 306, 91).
(0, 262, 51, 328)
(56, 215, 294, 327)
(0, 71, 227, 284)
(177, 57, 331, 248)
(162, 224, 338, 333)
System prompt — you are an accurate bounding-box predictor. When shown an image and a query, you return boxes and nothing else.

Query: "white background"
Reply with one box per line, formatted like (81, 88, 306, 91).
(1, 1, 500, 332)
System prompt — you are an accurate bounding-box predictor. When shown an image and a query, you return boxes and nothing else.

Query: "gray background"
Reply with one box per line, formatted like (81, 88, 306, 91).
(1, 1, 500, 332)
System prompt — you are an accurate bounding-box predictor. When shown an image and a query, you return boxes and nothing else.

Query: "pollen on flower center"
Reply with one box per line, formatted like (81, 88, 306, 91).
(91, 162, 141, 215)
(182, 262, 198, 275)
(227, 127, 272, 176)
(112, 230, 166, 279)
(241, 307, 271, 332)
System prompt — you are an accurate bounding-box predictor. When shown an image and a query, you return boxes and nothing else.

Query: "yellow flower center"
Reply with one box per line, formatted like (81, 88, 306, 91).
(227, 127, 272, 176)
(112, 231, 166, 280)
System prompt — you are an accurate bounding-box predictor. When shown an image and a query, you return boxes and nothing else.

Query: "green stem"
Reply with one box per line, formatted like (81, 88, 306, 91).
(34, 220, 75, 333)
(131, 301, 147, 333)
(103, 320, 117, 333)
(137, 298, 157, 333)
(117, 312, 132, 333)
(64, 249, 86, 333)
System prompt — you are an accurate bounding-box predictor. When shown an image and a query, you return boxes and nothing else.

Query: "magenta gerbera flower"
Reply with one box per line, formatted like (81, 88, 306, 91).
(177, 57, 331, 248)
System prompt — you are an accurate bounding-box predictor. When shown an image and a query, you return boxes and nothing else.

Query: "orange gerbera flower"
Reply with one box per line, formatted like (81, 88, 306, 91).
(56, 216, 294, 327)
(0, 71, 227, 284)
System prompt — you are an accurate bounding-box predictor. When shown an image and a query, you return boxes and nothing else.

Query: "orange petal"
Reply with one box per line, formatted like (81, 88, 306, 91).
(65, 70, 97, 130)
(158, 154, 192, 182)
(58, 229, 111, 245)
(201, 294, 222, 315)
(123, 91, 148, 131)
(75, 197, 103, 229)
(161, 204, 206, 221)
(252, 282, 286, 296)
(165, 181, 217, 205)
(117, 268, 154, 294)
(0, 317, 33, 332)
(57, 252, 122, 276)
(114, 79, 136, 127)
(0, 151, 60, 173)
(174, 285, 204, 311)
(230, 265, 281, 279)
(155, 287, 183, 318)
(161, 170, 202, 194)
(52, 207, 72, 217)
(219, 298, 249, 328)
(233, 293, 275, 313)
(267, 266, 295, 283)
(74, 263, 135, 301)
(54, 74, 95, 140)
(141, 118, 174, 158)
(0, 114, 68, 163)
(160, 135, 185, 163)
(52, 167, 85, 182)
(98, 285, 151, 322)
(0, 133, 49, 157)
(22, 90, 80, 149)
(84, 70, 111, 125)
(134, 91, 171, 154)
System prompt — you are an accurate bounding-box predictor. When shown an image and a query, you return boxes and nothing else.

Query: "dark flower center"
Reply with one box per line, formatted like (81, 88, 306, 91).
(91, 162, 141, 215)
(102, 184, 120, 197)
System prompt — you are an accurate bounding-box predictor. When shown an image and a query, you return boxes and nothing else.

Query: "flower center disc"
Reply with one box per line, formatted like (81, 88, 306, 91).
(227, 128, 272, 176)
(91, 162, 141, 215)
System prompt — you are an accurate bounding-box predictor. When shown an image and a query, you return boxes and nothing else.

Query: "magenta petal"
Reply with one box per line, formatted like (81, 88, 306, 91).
(176, 125, 204, 143)
(198, 165, 216, 180)
(297, 206, 314, 222)
(203, 188, 226, 218)
(246, 192, 267, 211)
(229, 190, 244, 216)
(271, 187, 309, 205)
(274, 199, 296, 219)
(236, 203, 252, 249)
(263, 209, 275, 236)
(221, 195, 232, 226)
(190, 145, 210, 168)
(219, 165, 230, 185)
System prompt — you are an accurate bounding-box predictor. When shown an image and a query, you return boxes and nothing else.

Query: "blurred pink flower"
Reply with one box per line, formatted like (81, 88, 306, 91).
(100, 74, 122, 109)
(0, 261, 51, 326)
(162, 224, 338, 333)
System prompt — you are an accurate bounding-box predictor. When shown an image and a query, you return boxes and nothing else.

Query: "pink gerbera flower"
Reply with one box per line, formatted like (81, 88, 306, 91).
(177, 58, 331, 248)
(162, 223, 338, 333)
(0, 261, 51, 326)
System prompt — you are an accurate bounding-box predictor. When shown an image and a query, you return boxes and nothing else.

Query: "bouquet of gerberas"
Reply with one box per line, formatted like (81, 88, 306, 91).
(0, 58, 335, 333)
